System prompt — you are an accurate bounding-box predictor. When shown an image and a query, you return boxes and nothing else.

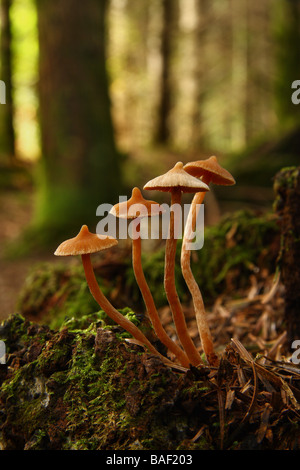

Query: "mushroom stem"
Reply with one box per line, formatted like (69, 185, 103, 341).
(164, 189, 202, 366)
(81, 253, 168, 362)
(132, 219, 190, 368)
(181, 181, 219, 366)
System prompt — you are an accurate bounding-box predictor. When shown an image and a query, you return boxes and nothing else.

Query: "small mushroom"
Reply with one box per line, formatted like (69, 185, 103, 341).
(54, 224, 166, 361)
(182, 156, 235, 366)
(110, 187, 190, 368)
(144, 162, 209, 367)
(184, 156, 235, 187)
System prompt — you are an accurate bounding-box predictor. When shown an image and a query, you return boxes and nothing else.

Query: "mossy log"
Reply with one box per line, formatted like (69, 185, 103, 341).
(274, 166, 300, 346)
(1, 314, 300, 450)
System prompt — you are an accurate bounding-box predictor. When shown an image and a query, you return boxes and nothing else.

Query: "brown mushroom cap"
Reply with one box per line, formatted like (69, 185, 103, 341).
(143, 161, 210, 193)
(184, 156, 235, 186)
(110, 187, 164, 219)
(54, 224, 118, 256)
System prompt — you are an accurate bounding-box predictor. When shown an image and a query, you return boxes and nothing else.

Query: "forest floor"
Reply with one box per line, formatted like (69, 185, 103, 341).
(0, 189, 33, 320)
(0, 189, 70, 322)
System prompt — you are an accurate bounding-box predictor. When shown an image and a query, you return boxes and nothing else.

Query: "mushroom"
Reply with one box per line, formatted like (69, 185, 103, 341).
(110, 187, 190, 368)
(144, 162, 209, 366)
(182, 156, 235, 366)
(54, 224, 167, 361)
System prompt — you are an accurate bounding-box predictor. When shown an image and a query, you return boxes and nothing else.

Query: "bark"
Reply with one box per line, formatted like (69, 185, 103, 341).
(191, 0, 210, 149)
(274, 166, 300, 347)
(0, 0, 15, 162)
(244, 0, 255, 144)
(154, 0, 178, 145)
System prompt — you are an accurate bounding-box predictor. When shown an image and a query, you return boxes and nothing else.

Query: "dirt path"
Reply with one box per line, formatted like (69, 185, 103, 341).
(0, 190, 56, 322)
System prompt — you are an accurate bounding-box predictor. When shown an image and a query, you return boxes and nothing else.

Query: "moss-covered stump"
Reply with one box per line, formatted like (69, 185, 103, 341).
(1, 314, 300, 450)
(274, 166, 300, 346)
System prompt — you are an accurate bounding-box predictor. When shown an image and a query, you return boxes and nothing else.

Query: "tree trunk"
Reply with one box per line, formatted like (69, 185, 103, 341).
(0, 0, 15, 163)
(274, 166, 300, 347)
(244, 0, 255, 144)
(273, 0, 300, 127)
(191, 0, 210, 150)
(34, 0, 121, 243)
(154, 0, 178, 145)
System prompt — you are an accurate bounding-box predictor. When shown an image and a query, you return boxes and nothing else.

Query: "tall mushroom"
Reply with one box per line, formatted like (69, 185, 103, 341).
(110, 187, 190, 367)
(182, 156, 235, 366)
(144, 162, 209, 366)
(54, 224, 167, 361)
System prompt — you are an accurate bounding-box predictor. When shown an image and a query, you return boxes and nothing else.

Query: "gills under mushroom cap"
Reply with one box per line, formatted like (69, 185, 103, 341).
(183, 156, 235, 186)
(143, 162, 210, 193)
(110, 187, 164, 219)
(54, 224, 118, 256)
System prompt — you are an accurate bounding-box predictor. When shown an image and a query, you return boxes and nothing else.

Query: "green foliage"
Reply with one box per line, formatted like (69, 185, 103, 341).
(10, 0, 39, 160)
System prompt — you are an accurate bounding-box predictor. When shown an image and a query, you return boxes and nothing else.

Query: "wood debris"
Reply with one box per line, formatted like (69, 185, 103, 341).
(155, 269, 300, 449)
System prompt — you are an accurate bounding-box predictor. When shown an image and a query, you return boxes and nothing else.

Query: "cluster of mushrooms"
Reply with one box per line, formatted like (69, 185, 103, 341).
(55, 156, 235, 369)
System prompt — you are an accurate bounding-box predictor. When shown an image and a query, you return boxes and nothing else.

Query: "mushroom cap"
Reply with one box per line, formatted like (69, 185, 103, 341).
(110, 187, 164, 219)
(183, 156, 235, 186)
(143, 161, 210, 193)
(54, 225, 118, 256)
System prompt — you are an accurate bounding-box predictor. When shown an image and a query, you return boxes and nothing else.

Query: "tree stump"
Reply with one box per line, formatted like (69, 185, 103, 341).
(274, 166, 300, 347)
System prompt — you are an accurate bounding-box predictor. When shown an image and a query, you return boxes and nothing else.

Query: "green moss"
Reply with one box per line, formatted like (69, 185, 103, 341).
(0, 359, 51, 444)
(190, 209, 278, 299)
(140, 209, 279, 304)
(16, 261, 101, 327)
(181, 383, 210, 397)
(16, 260, 143, 333)
(273, 166, 299, 214)
(273, 166, 299, 202)
(0, 315, 140, 449)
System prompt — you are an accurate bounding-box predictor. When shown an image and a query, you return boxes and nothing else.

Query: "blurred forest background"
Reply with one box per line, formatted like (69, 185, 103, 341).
(0, 0, 300, 318)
